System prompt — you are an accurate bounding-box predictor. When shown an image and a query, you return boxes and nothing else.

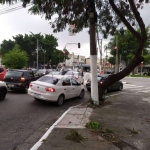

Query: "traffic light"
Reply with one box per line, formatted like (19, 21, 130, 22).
(78, 43, 81, 48)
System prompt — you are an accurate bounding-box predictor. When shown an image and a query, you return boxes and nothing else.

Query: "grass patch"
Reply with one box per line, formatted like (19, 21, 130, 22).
(103, 127, 114, 133)
(66, 129, 86, 145)
(86, 121, 100, 131)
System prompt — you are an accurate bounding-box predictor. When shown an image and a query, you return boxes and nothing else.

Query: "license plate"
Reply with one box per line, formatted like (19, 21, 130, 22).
(34, 93, 41, 97)
(8, 84, 14, 87)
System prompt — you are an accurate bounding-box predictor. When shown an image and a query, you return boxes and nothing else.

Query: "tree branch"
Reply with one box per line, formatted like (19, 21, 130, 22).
(109, 0, 141, 40)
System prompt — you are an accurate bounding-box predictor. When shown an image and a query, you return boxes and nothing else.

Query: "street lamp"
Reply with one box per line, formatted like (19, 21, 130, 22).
(35, 39, 46, 70)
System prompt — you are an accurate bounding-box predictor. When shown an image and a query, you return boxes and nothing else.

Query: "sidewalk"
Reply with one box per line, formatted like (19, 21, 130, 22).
(31, 90, 150, 150)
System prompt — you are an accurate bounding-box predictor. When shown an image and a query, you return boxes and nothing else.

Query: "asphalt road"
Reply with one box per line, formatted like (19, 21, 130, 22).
(1, 77, 149, 150)
(0, 90, 89, 150)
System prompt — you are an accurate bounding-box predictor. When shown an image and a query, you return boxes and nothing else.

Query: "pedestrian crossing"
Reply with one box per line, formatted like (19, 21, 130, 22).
(123, 84, 150, 93)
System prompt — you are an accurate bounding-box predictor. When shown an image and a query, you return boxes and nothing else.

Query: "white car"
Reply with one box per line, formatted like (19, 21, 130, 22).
(28, 75, 85, 106)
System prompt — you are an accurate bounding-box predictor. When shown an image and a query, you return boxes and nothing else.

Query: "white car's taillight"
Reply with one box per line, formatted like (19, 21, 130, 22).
(29, 83, 32, 87)
(45, 87, 56, 92)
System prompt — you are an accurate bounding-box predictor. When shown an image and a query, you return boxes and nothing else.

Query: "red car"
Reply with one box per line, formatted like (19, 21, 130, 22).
(0, 67, 7, 81)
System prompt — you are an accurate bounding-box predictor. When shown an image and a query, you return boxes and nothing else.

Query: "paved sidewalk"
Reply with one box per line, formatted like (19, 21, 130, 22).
(31, 89, 150, 150)
(39, 106, 119, 150)
(31, 105, 119, 150)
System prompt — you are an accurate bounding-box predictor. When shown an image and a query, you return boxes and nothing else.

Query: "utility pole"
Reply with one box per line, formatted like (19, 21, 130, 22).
(36, 39, 39, 70)
(88, 0, 99, 105)
(115, 35, 119, 73)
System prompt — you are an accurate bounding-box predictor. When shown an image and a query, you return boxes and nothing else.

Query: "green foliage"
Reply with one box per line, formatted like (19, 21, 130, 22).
(86, 121, 100, 131)
(106, 27, 150, 65)
(103, 127, 114, 134)
(2, 44, 28, 69)
(0, 33, 65, 67)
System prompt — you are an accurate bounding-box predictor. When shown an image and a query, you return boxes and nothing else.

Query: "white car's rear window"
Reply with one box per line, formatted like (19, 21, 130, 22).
(38, 76, 59, 85)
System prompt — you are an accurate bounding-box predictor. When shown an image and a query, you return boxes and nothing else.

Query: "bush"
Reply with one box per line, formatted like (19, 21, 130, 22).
(148, 71, 150, 76)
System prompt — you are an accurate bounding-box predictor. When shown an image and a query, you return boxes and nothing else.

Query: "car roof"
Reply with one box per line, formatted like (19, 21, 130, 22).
(8, 69, 33, 72)
(45, 74, 72, 79)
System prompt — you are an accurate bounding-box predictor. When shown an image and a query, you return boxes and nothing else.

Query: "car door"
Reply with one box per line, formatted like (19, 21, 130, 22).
(70, 79, 81, 97)
(62, 79, 72, 99)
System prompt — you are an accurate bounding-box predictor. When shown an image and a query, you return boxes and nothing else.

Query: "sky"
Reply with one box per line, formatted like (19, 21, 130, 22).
(0, 2, 150, 59)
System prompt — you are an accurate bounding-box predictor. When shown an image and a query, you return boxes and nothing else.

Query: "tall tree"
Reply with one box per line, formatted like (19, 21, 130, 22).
(0, 33, 65, 67)
(107, 26, 150, 66)
(2, 44, 28, 69)
(0, 0, 149, 102)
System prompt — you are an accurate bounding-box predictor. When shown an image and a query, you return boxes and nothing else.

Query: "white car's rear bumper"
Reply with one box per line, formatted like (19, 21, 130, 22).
(28, 89, 58, 102)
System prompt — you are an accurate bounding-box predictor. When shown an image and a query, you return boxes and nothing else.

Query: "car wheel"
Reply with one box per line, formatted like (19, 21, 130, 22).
(79, 90, 85, 99)
(34, 97, 41, 101)
(118, 85, 123, 91)
(0, 89, 6, 101)
(57, 95, 64, 106)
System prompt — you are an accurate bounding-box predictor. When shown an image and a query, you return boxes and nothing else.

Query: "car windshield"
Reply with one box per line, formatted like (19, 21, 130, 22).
(38, 76, 59, 85)
(6, 70, 23, 77)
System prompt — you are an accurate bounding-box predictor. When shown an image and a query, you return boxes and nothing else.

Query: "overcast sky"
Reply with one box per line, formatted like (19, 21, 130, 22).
(0, 2, 150, 58)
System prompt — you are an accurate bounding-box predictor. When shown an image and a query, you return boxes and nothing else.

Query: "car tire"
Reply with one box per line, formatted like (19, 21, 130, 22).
(118, 85, 123, 91)
(79, 90, 85, 99)
(56, 95, 64, 106)
(0, 89, 6, 101)
(34, 97, 41, 101)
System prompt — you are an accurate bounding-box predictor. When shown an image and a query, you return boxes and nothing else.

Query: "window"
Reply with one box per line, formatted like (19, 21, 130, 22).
(38, 76, 59, 85)
(27, 72, 34, 77)
(6, 70, 23, 77)
(71, 79, 79, 86)
(0, 68, 4, 73)
(62, 79, 71, 86)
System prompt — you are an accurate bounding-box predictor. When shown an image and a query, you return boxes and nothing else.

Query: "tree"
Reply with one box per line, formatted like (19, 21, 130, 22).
(1, 0, 149, 102)
(107, 26, 150, 66)
(2, 44, 29, 69)
(0, 33, 65, 67)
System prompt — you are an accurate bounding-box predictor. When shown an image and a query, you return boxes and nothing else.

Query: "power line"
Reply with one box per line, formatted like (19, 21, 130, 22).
(0, 3, 32, 15)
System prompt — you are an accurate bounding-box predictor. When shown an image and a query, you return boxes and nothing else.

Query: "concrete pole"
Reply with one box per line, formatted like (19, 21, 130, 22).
(37, 39, 38, 70)
(89, 0, 99, 105)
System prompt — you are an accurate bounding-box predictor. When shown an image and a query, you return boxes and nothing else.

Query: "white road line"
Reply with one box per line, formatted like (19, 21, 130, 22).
(137, 90, 150, 93)
(131, 87, 150, 91)
(123, 86, 143, 89)
(30, 104, 83, 150)
(106, 92, 125, 98)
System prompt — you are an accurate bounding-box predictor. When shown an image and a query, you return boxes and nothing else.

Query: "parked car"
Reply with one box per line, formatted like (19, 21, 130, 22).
(86, 74, 123, 93)
(3, 69, 39, 93)
(0, 81, 7, 100)
(0, 67, 7, 81)
(64, 71, 84, 84)
(28, 75, 85, 106)
(35, 69, 49, 77)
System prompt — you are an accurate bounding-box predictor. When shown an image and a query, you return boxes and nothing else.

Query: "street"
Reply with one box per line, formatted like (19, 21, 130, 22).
(0, 90, 89, 150)
(0, 77, 150, 150)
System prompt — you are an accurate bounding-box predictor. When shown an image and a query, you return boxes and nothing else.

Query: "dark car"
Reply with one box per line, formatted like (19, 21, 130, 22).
(3, 69, 39, 93)
(35, 69, 49, 77)
(86, 74, 123, 93)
